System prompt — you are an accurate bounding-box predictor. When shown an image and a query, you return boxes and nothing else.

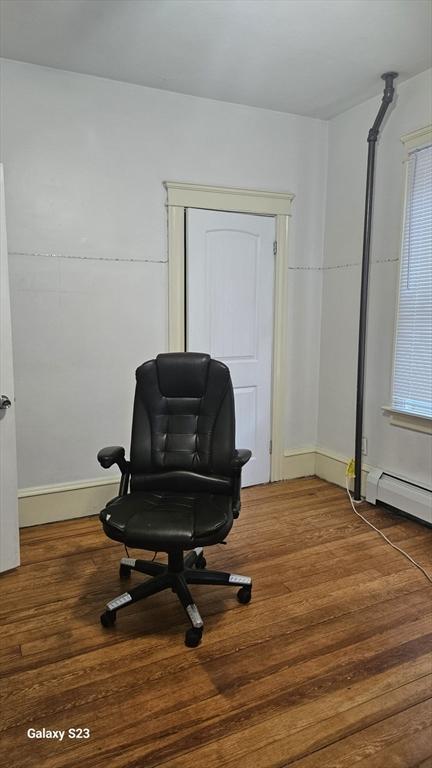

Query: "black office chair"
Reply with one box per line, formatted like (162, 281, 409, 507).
(97, 352, 252, 646)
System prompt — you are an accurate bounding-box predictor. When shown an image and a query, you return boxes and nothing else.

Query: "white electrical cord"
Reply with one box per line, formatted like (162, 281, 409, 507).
(345, 476, 432, 585)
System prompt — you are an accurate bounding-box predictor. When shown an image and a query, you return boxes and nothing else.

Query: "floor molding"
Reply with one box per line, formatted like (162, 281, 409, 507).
(315, 447, 371, 495)
(281, 447, 316, 480)
(18, 448, 371, 527)
(282, 447, 371, 495)
(18, 476, 119, 527)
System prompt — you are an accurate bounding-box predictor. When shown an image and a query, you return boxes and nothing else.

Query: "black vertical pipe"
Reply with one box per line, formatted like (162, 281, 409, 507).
(354, 72, 398, 501)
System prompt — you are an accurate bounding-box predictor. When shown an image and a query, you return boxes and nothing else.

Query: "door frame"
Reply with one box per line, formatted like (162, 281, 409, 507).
(164, 181, 294, 482)
(0, 163, 20, 570)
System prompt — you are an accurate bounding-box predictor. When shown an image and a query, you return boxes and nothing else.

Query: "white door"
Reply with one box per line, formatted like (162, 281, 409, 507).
(187, 208, 275, 486)
(0, 164, 20, 572)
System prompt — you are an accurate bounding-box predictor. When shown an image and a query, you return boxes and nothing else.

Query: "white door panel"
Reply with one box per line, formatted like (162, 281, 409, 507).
(187, 209, 274, 486)
(0, 164, 20, 572)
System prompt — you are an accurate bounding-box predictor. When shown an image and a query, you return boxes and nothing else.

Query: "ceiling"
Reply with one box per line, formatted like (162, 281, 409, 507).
(0, 0, 431, 119)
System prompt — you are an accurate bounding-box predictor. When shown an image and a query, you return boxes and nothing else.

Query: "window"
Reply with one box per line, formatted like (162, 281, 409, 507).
(392, 137, 432, 421)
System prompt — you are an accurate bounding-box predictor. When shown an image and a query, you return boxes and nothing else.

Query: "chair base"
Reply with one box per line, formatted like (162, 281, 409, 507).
(100, 547, 252, 647)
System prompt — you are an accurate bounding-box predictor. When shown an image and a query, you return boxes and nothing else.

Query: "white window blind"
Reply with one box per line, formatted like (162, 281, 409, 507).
(392, 143, 432, 418)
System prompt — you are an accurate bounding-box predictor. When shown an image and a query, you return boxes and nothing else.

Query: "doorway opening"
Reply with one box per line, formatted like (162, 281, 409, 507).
(164, 182, 294, 483)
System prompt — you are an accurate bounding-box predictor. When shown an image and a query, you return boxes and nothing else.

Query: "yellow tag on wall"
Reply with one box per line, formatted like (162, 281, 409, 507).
(346, 458, 356, 478)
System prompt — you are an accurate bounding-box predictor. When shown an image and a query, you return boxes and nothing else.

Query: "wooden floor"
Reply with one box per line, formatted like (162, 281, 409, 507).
(1, 478, 431, 768)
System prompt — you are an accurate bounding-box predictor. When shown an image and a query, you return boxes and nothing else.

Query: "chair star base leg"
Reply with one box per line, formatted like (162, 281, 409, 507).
(100, 549, 252, 645)
(183, 547, 204, 569)
(119, 556, 165, 578)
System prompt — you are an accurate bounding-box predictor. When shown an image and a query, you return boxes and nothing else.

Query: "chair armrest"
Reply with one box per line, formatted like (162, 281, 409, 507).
(231, 449, 252, 472)
(231, 449, 251, 519)
(97, 446, 128, 474)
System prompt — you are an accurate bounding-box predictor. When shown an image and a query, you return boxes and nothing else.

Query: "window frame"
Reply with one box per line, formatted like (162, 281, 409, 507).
(384, 124, 432, 435)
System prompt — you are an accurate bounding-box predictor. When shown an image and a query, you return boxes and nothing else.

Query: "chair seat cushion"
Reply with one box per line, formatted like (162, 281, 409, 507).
(100, 491, 233, 550)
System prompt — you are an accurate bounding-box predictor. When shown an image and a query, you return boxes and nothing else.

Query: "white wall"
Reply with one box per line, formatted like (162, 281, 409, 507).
(318, 69, 432, 487)
(0, 59, 327, 489)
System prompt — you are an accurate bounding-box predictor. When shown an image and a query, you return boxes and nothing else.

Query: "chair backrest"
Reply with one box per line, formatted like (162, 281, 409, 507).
(129, 353, 235, 494)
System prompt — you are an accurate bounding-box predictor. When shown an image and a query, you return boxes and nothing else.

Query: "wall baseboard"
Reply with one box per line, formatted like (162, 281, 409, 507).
(315, 448, 370, 495)
(18, 448, 371, 528)
(281, 447, 316, 480)
(18, 476, 119, 527)
(282, 446, 370, 495)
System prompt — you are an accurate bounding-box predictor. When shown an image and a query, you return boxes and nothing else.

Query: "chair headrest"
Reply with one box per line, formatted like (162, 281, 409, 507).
(155, 353, 210, 397)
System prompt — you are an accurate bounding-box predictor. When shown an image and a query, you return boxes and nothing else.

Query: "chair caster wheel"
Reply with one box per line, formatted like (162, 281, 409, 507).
(119, 563, 132, 579)
(100, 610, 116, 628)
(185, 627, 203, 647)
(237, 586, 252, 604)
(195, 555, 207, 569)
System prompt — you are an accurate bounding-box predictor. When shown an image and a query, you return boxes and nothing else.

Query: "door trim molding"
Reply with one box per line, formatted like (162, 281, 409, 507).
(164, 181, 294, 482)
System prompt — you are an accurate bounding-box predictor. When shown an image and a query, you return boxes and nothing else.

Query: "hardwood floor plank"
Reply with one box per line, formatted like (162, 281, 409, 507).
(0, 477, 430, 768)
(348, 728, 432, 768)
(416, 757, 432, 768)
(286, 700, 432, 768)
(0, 569, 422, 676)
(1, 589, 429, 729)
(149, 678, 432, 768)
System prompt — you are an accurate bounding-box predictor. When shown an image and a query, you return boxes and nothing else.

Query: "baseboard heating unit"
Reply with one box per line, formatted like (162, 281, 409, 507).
(366, 470, 432, 526)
